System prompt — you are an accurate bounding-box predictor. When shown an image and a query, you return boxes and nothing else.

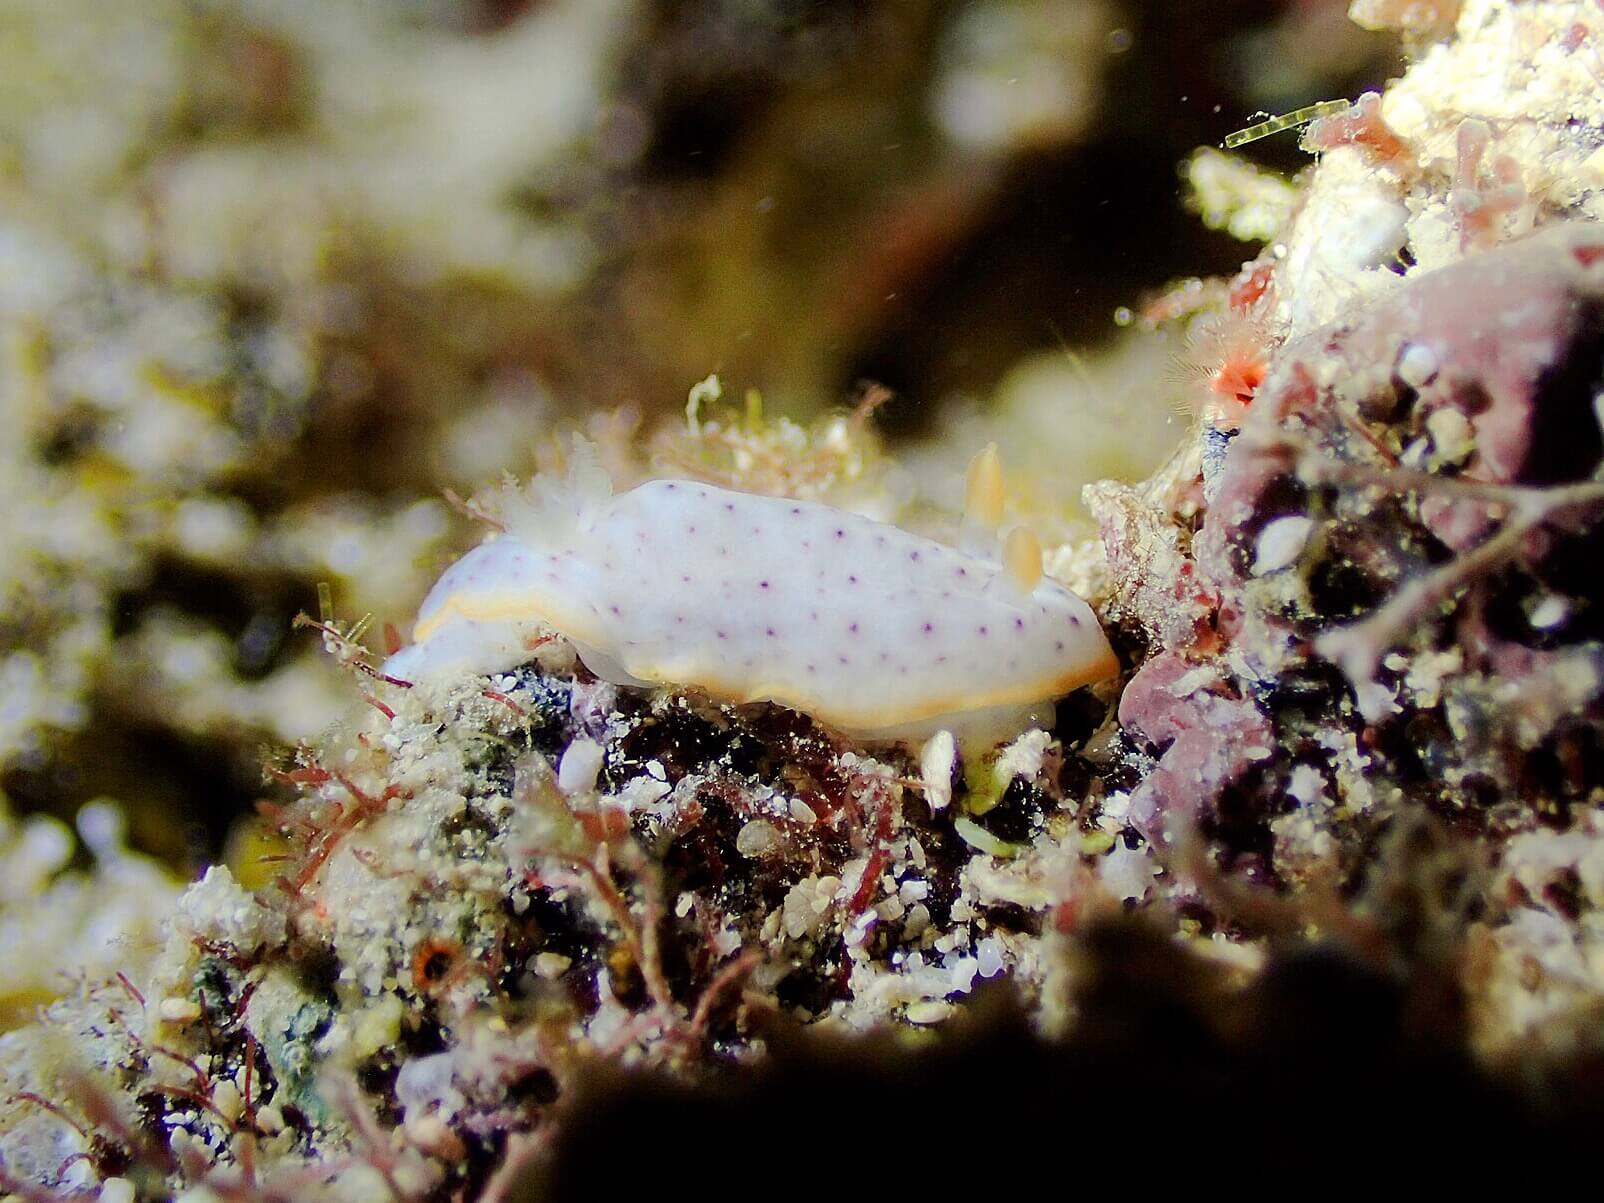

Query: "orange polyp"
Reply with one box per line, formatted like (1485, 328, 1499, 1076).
(1211, 355, 1267, 407)
(1228, 263, 1274, 313)
(1175, 295, 1277, 430)
(1199, 350, 1268, 427)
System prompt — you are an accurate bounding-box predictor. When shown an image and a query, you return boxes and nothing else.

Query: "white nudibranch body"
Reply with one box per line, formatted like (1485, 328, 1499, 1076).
(385, 443, 1118, 741)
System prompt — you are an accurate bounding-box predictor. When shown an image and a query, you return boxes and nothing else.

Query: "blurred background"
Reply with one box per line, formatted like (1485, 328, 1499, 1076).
(0, 0, 1399, 882)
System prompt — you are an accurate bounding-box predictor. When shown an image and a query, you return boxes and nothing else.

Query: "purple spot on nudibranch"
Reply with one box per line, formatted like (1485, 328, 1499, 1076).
(977, 626, 988, 636)
(765, 627, 776, 637)
(682, 575, 691, 584)
(909, 551, 921, 562)
(835, 529, 845, 539)
(760, 580, 770, 589)
(609, 605, 621, 615)
(716, 631, 727, 640)
(848, 575, 857, 584)
(725, 502, 735, 512)
(849, 622, 859, 633)
(923, 622, 934, 634)
(955, 567, 967, 577)
(1070, 614, 1080, 625)
(838, 656, 849, 665)
(1015, 617, 1025, 630)
(1055, 641, 1065, 651)
(665, 483, 676, 490)
(791, 507, 801, 515)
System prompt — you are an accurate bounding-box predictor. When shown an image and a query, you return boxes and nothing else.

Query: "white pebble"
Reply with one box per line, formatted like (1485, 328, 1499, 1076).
(920, 730, 956, 810)
(1528, 594, 1571, 630)
(1396, 341, 1439, 387)
(76, 800, 129, 859)
(1425, 406, 1474, 463)
(534, 952, 572, 979)
(903, 903, 931, 939)
(975, 935, 1007, 979)
(212, 1081, 243, 1124)
(735, 819, 783, 859)
(17, 815, 73, 877)
(1287, 764, 1329, 808)
(556, 739, 604, 796)
(1251, 515, 1313, 576)
(1100, 844, 1159, 901)
(904, 1000, 952, 1025)
(158, 997, 203, 1023)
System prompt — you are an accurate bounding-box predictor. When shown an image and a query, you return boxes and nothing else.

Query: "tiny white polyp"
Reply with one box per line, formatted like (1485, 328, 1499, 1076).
(386, 458, 1118, 742)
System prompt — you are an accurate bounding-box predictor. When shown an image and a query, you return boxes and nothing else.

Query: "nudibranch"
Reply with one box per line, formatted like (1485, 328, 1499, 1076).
(385, 441, 1118, 741)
